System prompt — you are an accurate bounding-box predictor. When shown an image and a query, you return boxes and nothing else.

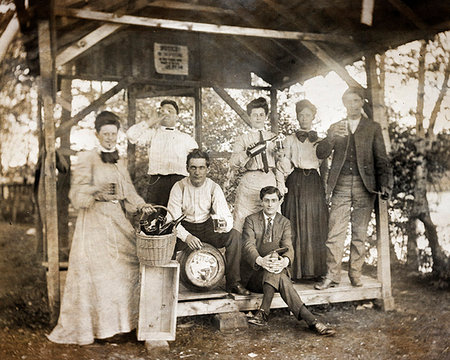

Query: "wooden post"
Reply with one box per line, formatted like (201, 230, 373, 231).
(38, 20, 60, 323)
(376, 195, 395, 310)
(366, 53, 391, 152)
(58, 77, 72, 257)
(194, 87, 203, 147)
(270, 88, 278, 133)
(127, 87, 137, 180)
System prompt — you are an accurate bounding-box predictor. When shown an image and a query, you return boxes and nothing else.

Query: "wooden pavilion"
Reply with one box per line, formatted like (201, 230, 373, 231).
(9, 0, 450, 326)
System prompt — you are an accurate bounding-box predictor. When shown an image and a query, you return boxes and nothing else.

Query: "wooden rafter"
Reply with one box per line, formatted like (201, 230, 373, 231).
(212, 86, 252, 127)
(230, 3, 306, 66)
(53, 7, 353, 44)
(387, 0, 428, 30)
(55, 78, 129, 138)
(261, 0, 363, 90)
(300, 42, 363, 89)
(0, 13, 19, 63)
(56, 23, 122, 68)
(147, 1, 235, 15)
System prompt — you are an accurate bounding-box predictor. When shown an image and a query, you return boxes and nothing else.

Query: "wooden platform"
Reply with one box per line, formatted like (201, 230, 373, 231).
(177, 274, 381, 317)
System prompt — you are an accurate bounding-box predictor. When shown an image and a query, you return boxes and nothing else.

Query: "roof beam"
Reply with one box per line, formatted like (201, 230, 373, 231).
(212, 86, 252, 127)
(301, 42, 363, 89)
(147, 1, 235, 15)
(55, 78, 129, 138)
(261, 0, 363, 90)
(386, 0, 428, 29)
(0, 13, 19, 63)
(56, 23, 122, 68)
(53, 7, 353, 44)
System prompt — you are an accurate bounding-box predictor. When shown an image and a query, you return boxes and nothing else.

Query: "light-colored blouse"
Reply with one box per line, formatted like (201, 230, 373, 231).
(229, 129, 277, 171)
(278, 134, 321, 176)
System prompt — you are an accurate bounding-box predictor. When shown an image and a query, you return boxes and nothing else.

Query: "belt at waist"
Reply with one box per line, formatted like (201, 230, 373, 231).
(245, 168, 274, 172)
(95, 199, 120, 204)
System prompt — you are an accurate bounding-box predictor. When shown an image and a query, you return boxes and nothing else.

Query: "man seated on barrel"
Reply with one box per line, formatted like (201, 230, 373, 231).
(241, 186, 335, 335)
(167, 149, 250, 296)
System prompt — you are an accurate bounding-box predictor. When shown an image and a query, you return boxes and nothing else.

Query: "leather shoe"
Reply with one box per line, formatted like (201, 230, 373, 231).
(350, 278, 363, 287)
(248, 309, 268, 326)
(314, 278, 338, 290)
(310, 321, 336, 336)
(228, 283, 251, 296)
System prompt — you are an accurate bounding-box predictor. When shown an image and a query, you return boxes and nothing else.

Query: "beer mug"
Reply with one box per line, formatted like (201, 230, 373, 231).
(336, 120, 348, 137)
(211, 215, 227, 233)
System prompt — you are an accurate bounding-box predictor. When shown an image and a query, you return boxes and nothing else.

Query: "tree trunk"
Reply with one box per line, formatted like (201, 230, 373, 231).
(413, 141, 449, 279)
(406, 218, 419, 271)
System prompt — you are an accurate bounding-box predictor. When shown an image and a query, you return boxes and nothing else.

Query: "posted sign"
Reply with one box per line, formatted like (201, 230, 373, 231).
(154, 43, 189, 75)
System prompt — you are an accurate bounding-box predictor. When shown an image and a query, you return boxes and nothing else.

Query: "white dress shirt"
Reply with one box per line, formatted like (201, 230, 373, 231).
(167, 177, 233, 241)
(348, 118, 360, 134)
(127, 122, 198, 176)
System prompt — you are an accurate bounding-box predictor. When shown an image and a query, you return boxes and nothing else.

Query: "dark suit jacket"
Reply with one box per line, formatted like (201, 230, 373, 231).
(316, 116, 393, 198)
(240, 211, 294, 287)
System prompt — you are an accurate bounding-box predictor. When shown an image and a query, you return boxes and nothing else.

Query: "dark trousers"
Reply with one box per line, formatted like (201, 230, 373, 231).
(176, 218, 242, 287)
(146, 174, 185, 206)
(246, 269, 306, 321)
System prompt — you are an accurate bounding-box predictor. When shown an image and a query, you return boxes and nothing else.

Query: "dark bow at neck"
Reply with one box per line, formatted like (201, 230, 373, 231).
(296, 130, 318, 143)
(100, 150, 119, 164)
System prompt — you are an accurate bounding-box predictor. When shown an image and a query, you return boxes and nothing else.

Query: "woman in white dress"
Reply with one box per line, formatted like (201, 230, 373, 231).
(48, 111, 155, 345)
(229, 97, 284, 234)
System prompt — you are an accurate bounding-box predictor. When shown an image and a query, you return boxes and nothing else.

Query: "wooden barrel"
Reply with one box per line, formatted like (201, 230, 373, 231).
(177, 243, 225, 292)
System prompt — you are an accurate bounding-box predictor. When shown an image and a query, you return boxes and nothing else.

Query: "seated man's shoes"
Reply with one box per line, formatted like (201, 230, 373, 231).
(350, 277, 363, 287)
(248, 309, 268, 326)
(228, 283, 251, 296)
(314, 278, 338, 290)
(310, 321, 336, 336)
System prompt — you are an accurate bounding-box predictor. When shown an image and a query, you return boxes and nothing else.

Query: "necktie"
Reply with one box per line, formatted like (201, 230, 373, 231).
(296, 130, 318, 143)
(100, 150, 119, 164)
(263, 217, 273, 243)
(259, 130, 269, 173)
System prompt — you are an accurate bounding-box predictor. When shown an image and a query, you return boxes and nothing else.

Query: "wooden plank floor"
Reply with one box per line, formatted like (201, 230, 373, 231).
(177, 274, 382, 317)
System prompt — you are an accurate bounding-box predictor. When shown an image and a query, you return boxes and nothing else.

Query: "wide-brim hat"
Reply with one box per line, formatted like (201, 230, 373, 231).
(259, 242, 288, 257)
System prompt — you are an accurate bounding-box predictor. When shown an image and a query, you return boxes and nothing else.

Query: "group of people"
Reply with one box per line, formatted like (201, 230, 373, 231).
(48, 86, 392, 345)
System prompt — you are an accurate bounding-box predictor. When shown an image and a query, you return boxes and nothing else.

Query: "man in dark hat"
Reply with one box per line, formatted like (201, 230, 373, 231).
(127, 99, 198, 206)
(315, 86, 393, 290)
(241, 186, 335, 335)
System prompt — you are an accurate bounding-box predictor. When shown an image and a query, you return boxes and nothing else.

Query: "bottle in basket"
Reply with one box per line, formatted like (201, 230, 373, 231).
(158, 214, 186, 235)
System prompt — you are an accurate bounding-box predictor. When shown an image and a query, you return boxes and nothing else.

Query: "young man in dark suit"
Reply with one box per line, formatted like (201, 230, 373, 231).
(241, 186, 335, 335)
(315, 87, 393, 290)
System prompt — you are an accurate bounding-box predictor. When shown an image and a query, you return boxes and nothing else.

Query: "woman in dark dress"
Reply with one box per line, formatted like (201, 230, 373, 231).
(278, 100, 328, 280)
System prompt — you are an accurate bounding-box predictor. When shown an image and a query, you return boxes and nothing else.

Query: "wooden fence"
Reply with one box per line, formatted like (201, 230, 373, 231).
(0, 183, 35, 222)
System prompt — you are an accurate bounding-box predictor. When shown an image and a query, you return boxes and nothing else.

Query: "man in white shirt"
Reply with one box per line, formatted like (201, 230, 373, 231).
(167, 149, 250, 296)
(241, 186, 335, 335)
(127, 100, 198, 206)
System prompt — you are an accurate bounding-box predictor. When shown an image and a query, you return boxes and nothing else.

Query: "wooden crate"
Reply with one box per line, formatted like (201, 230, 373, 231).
(138, 261, 180, 341)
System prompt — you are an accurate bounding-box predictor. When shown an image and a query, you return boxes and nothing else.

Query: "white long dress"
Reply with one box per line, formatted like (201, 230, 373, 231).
(47, 149, 145, 345)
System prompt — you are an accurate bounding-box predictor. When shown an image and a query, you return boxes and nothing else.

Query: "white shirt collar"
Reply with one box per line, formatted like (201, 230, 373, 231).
(98, 145, 117, 153)
(263, 212, 274, 223)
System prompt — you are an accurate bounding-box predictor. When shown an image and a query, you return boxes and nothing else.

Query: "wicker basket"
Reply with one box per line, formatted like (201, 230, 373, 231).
(136, 205, 177, 266)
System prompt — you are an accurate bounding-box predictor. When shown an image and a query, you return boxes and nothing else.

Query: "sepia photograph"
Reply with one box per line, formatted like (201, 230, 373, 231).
(0, 1, 449, 359)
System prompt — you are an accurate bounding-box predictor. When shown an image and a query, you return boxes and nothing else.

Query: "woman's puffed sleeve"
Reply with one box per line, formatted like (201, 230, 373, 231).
(69, 151, 98, 210)
(277, 136, 294, 177)
(229, 135, 250, 170)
